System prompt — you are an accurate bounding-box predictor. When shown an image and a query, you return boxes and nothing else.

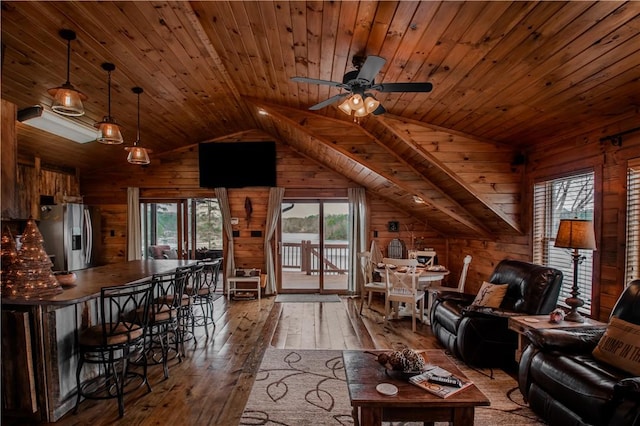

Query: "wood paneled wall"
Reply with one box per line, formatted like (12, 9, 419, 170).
(446, 119, 640, 320)
(81, 130, 445, 271)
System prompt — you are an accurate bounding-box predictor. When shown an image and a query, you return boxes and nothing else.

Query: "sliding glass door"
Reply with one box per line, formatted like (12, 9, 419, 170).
(280, 199, 349, 293)
(141, 198, 222, 260)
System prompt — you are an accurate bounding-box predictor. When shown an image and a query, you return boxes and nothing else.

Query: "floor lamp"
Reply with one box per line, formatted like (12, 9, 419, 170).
(554, 219, 597, 323)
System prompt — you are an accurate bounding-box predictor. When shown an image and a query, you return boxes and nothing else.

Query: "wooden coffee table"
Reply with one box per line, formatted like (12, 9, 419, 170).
(342, 349, 490, 426)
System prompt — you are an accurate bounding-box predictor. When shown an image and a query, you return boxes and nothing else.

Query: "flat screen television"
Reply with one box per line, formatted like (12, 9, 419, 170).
(198, 141, 277, 188)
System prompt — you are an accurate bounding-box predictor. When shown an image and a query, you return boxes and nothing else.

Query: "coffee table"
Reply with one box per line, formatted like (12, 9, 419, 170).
(342, 349, 490, 426)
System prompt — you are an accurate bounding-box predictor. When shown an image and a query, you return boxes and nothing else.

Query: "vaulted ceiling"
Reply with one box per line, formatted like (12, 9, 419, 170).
(2, 1, 639, 238)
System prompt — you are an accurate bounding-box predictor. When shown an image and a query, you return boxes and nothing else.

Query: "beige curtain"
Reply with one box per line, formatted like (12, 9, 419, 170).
(215, 188, 235, 291)
(126, 187, 142, 261)
(348, 187, 368, 294)
(264, 187, 285, 295)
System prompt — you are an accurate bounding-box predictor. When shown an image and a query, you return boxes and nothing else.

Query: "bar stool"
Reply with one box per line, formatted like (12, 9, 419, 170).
(74, 279, 154, 418)
(146, 267, 189, 379)
(187, 258, 222, 337)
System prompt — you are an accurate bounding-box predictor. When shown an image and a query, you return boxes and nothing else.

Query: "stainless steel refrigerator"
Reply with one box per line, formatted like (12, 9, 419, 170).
(39, 203, 97, 272)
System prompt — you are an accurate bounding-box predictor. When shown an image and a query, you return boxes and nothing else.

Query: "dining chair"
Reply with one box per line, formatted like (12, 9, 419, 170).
(74, 279, 154, 418)
(426, 254, 472, 319)
(415, 250, 437, 267)
(382, 257, 425, 332)
(358, 251, 386, 314)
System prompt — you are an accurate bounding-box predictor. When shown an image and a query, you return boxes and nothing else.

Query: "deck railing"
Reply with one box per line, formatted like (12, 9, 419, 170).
(282, 241, 349, 275)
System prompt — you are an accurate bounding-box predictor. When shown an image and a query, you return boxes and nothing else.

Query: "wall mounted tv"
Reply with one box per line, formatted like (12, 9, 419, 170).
(199, 141, 277, 188)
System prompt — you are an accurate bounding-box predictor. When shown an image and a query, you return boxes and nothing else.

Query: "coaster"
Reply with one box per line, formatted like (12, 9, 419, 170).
(376, 383, 398, 396)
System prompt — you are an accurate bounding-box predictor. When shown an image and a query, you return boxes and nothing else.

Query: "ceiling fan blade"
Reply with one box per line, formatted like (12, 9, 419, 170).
(308, 93, 350, 110)
(356, 56, 386, 83)
(291, 76, 346, 88)
(375, 82, 433, 92)
(372, 104, 386, 115)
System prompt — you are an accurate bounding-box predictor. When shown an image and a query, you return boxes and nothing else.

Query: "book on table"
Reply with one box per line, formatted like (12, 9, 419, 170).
(409, 365, 473, 398)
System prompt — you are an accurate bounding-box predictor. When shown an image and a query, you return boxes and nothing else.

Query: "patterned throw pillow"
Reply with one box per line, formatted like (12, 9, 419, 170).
(471, 281, 508, 308)
(592, 317, 640, 376)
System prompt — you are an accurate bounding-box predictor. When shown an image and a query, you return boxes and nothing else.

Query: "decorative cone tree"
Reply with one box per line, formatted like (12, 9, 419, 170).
(1, 225, 21, 296)
(6, 218, 62, 298)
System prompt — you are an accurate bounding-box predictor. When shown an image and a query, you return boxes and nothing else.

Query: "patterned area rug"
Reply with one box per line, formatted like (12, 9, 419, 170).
(241, 349, 547, 426)
(274, 294, 342, 303)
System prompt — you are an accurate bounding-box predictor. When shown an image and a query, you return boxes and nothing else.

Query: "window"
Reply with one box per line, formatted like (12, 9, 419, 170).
(626, 160, 640, 285)
(141, 198, 222, 259)
(533, 171, 595, 314)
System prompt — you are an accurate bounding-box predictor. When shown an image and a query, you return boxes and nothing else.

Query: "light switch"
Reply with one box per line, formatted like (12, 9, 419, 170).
(231, 217, 239, 225)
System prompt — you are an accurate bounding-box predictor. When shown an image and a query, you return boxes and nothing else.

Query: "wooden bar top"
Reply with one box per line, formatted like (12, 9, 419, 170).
(1, 259, 196, 306)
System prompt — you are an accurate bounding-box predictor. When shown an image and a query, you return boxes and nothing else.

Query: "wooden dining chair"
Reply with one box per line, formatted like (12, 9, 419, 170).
(382, 257, 425, 332)
(426, 255, 472, 320)
(415, 250, 437, 267)
(358, 251, 386, 314)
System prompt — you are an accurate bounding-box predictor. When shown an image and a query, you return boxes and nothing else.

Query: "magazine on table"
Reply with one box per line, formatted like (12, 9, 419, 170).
(409, 365, 473, 398)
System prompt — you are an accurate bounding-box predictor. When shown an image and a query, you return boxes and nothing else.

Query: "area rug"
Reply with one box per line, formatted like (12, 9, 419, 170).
(240, 349, 547, 426)
(275, 294, 342, 303)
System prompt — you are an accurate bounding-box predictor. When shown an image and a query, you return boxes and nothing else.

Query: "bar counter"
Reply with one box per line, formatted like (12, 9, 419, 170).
(1, 260, 196, 422)
(2, 259, 195, 306)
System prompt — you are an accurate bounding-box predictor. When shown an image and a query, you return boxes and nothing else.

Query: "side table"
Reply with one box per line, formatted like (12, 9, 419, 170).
(508, 314, 607, 362)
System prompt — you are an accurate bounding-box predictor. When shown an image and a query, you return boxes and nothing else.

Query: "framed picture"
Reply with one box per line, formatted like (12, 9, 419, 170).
(388, 221, 399, 232)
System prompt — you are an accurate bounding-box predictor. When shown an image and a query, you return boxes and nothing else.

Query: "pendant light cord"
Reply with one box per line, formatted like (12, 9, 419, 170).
(136, 91, 141, 146)
(65, 38, 71, 85)
(107, 70, 112, 117)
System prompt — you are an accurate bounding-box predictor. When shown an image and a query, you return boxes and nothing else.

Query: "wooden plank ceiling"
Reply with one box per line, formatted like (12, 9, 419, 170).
(1, 1, 638, 238)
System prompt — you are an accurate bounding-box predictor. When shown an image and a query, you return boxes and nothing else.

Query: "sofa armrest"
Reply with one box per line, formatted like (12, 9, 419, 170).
(435, 291, 475, 305)
(462, 305, 524, 319)
(615, 377, 640, 402)
(524, 328, 605, 353)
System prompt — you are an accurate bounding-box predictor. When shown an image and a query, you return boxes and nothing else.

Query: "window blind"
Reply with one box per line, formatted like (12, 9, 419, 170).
(533, 172, 595, 314)
(626, 161, 640, 285)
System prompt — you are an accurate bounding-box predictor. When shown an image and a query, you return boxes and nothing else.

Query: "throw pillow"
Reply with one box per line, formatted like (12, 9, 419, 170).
(471, 281, 508, 308)
(592, 317, 640, 376)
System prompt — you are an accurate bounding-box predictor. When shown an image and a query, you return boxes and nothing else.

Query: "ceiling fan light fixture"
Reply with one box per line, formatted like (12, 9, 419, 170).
(48, 29, 87, 117)
(95, 62, 124, 144)
(338, 98, 353, 115)
(125, 86, 150, 165)
(354, 105, 369, 117)
(364, 96, 380, 114)
(347, 94, 363, 110)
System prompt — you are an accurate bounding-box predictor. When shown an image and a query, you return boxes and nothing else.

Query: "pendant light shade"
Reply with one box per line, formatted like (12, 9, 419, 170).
(95, 63, 124, 144)
(48, 29, 87, 117)
(125, 87, 151, 165)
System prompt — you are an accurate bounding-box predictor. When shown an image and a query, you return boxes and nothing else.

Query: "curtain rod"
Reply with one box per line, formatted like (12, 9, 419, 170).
(599, 126, 640, 147)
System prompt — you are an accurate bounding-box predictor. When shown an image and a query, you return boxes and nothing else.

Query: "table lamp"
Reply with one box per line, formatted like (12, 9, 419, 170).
(554, 219, 596, 322)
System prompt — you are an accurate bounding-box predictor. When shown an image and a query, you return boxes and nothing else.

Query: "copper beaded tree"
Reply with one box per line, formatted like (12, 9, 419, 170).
(1, 218, 62, 298)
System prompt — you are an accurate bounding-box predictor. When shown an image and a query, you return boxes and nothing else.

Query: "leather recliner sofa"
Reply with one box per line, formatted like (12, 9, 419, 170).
(518, 280, 640, 426)
(430, 259, 563, 367)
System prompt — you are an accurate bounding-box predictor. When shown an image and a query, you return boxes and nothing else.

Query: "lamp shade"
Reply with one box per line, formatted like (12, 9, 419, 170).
(49, 84, 87, 117)
(126, 146, 150, 165)
(554, 219, 596, 250)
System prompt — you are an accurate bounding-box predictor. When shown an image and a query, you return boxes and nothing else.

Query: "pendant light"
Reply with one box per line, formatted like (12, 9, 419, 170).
(95, 63, 124, 144)
(125, 87, 151, 165)
(47, 29, 87, 116)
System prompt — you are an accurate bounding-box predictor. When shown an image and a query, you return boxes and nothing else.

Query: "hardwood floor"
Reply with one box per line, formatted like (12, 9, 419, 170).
(39, 294, 443, 426)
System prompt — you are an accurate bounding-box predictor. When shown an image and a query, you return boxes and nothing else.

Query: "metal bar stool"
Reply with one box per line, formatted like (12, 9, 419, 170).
(146, 267, 189, 379)
(187, 258, 222, 337)
(74, 279, 154, 418)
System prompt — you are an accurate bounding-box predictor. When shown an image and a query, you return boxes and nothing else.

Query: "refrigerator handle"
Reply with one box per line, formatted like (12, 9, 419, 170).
(84, 208, 93, 265)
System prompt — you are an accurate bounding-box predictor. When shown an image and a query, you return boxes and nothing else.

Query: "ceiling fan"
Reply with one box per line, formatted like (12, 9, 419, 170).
(291, 55, 433, 117)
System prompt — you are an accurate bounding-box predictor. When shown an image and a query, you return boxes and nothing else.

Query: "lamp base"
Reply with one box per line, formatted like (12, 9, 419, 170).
(564, 309, 585, 323)
(564, 295, 585, 322)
